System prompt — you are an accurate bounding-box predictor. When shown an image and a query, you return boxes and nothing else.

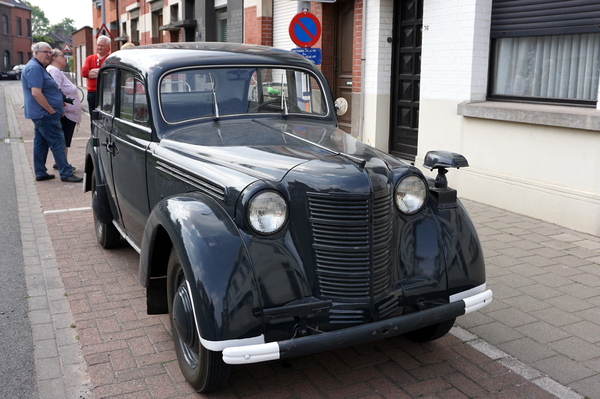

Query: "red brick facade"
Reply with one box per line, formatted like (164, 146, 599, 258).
(244, 5, 272, 46)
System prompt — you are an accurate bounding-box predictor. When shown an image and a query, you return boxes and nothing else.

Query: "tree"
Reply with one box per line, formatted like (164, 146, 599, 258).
(23, 1, 53, 42)
(52, 18, 77, 35)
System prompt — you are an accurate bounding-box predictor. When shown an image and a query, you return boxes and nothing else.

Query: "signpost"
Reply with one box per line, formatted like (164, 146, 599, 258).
(289, 12, 322, 65)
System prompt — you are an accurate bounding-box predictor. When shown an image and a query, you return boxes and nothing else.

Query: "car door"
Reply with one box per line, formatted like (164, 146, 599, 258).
(95, 68, 124, 227)
(108, 69, 152, 247)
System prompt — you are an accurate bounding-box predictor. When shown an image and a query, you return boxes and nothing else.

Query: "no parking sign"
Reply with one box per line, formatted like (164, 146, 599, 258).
(289, 12, 322, 48)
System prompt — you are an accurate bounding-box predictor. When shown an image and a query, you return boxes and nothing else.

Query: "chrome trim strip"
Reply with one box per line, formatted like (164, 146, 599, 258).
(111, 221, 141, 253)
(449, 283, 487, 303)
(155, 160, 226, 200)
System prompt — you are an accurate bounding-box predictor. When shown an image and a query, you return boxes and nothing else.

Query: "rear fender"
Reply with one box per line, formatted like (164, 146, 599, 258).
(140, 193, 263, 342)
(85, 140, 115, 225)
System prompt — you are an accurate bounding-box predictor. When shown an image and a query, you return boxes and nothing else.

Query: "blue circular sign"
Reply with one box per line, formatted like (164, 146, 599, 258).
(289, 12, 322, 48)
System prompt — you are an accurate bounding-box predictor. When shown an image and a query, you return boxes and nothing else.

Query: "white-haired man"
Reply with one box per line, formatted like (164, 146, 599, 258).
(21, 42, 82, 183)
(81, 35, 111, 114)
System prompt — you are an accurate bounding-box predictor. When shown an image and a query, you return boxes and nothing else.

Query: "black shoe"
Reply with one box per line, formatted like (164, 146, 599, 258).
(53, 164, 76, 171)
(61, 175, 83, 183)
(36, 173, 55, 181)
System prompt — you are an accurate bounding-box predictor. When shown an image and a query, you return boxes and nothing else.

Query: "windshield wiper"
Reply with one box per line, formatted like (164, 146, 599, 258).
(280, 75, 288, 118)
(208, 73, 220, 122)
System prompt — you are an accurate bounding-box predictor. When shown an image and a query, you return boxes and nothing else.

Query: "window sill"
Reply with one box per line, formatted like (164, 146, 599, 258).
(457, 101, 600, 131)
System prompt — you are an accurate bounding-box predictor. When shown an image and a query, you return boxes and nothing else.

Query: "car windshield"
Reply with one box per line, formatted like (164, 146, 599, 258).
(159, 67, 328, 123)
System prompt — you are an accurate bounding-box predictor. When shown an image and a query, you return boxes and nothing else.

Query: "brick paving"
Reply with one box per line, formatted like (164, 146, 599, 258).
(3, 80, 598, 398)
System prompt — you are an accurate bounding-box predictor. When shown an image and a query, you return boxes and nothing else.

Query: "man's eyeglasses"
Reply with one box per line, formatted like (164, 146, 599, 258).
(37, 50, 52, 54)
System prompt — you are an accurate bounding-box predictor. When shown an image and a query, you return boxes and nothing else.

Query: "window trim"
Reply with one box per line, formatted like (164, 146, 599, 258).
(487, 35, 599, 107)
(457, 101, 600, 132)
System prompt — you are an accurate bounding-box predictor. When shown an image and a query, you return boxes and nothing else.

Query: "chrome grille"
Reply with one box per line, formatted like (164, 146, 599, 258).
(308, 191, 393, 303)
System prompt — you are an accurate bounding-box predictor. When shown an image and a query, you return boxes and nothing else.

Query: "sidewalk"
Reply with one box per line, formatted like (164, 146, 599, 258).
(3, 79, 599, 398)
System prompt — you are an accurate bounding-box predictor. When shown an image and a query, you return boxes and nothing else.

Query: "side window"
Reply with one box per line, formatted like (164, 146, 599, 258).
(100, 69, 116, 114)
(119, 71, 149, 126)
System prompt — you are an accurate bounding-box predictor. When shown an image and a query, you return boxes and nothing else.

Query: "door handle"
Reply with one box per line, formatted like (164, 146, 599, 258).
(102, 140, 118, 155)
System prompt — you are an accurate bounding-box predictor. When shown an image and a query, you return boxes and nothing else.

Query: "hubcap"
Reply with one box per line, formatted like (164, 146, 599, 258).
(173, 283, 198, 350)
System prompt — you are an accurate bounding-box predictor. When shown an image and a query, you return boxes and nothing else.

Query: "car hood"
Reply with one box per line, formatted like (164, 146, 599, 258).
(158, 118, 409, 182)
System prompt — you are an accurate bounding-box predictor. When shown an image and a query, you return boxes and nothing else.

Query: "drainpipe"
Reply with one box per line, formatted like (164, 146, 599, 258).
(358, 0, 367, 142)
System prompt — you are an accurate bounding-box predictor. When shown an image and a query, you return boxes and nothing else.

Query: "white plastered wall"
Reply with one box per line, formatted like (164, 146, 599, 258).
(361, 0, 394, 151)
(417, 0, 600, 236)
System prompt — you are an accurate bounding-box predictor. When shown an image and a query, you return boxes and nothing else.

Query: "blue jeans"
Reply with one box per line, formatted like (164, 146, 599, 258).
(32, 113, 72, 179)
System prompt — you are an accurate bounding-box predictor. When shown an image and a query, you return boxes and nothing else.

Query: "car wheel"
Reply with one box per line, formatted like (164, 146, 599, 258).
(404, 317, 456, 343)
(167, 248, 230, 392)
(91, 172, 121, 248)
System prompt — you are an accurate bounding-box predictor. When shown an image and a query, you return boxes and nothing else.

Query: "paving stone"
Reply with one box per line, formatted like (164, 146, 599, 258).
(532, 355, 595, 385)
(469, 322, 524, 346)
(569, 375, 600, 399)
(497, 337, 555, 364)
(562, 321, 600, 344)
(502, 294, 551, 313)
(549, 337, 600, 362)
(530, 307, 583, 328)
(515, 321, 570, 344)
(486, 307, 538, 328)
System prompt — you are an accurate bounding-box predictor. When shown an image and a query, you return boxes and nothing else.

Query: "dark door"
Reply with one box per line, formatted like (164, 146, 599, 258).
(95, 68, 123, 225)
(334, 0, 354, 134)
(390, 0, 423, 161)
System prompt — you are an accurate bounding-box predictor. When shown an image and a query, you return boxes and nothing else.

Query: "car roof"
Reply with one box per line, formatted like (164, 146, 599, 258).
(103, 42, 318, 76)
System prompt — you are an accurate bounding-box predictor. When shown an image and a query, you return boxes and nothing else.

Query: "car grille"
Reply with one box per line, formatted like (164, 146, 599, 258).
(308, 190, 394, 318)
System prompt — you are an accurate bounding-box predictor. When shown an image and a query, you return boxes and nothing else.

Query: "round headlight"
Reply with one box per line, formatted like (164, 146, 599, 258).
(394, 175, 427, 215)
(247, 191, 288, 234)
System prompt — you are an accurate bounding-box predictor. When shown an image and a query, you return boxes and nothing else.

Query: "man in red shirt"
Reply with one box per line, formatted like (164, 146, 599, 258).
(82, 35, 111, 115)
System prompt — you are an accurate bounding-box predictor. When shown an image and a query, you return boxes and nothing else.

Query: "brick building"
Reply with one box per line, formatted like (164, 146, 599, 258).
(0, 0, 32, 69)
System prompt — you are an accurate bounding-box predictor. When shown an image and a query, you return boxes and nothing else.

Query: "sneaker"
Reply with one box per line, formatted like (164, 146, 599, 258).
(36, 173, 55, 181)
(53, 164, 76, 171)
(61, 175, 83, 183)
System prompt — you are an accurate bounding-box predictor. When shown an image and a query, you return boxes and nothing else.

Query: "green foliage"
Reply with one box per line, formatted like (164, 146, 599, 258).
(23, 1, 51, 38)
(52, 18, 77, 35)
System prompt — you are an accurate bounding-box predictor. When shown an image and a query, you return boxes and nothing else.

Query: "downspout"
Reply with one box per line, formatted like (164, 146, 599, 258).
(358, 0, 367, 142)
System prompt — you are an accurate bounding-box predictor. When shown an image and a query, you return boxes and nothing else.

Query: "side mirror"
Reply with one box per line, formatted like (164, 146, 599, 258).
(334, 97, 348, 116)
(423, 151, 468, 189)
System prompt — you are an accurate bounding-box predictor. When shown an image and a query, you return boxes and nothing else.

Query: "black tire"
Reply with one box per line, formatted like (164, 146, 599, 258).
(405, 318, 456, 343)
(91, 173, 121, 248)
(167, 248, 230, 393)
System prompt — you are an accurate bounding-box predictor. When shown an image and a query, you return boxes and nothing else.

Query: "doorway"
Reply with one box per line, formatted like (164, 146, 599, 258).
(390, 0, 423, 160)
(333, 0, 354, 134)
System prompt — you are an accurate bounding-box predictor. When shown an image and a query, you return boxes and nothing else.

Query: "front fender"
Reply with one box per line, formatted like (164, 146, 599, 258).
(434, 199, 486, 296)
(140, 193, 263, 343)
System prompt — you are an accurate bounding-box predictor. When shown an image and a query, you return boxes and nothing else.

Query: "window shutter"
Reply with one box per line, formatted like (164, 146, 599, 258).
(491, 0, 600, 38)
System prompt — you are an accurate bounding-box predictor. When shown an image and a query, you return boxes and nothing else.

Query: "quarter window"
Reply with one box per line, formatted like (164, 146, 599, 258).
(120, 71, 149, 126)
(100, 69, 117, 114)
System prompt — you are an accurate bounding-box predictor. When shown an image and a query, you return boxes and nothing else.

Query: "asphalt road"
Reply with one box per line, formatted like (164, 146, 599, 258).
(0, 82, 38, 398)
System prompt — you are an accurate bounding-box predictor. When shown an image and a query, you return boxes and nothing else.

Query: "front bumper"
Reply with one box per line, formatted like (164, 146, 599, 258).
(222, 288, 492, 365)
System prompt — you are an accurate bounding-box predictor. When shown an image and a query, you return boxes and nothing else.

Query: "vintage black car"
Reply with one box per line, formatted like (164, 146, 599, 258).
(84, 42, 492, 393)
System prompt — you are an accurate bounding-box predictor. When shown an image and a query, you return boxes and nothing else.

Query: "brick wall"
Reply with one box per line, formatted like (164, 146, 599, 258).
(244, 5, 272, 46)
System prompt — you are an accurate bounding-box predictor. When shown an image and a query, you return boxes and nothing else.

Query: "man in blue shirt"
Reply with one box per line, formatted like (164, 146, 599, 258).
(22, 42, 82, 182)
